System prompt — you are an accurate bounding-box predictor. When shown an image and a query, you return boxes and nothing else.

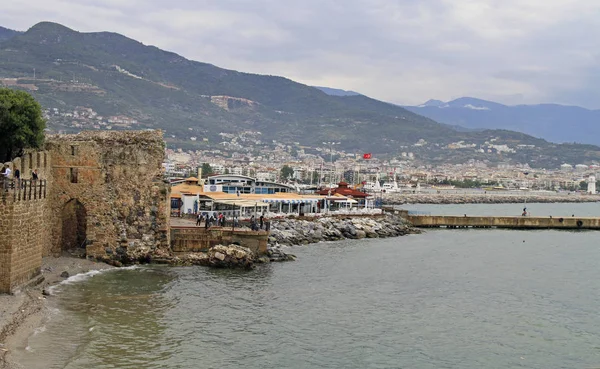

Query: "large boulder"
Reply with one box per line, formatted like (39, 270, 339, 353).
(206, 244, 256, 269)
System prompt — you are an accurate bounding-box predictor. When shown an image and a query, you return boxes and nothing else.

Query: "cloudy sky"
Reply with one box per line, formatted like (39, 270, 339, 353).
(2, 0, 600, 108)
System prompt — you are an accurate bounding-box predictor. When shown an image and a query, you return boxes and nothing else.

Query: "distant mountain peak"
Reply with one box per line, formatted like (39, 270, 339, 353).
(404, 96, 600, 146)
(27, 21, 76, 34)
(447, 97, 506, 109)
(419, 99, 446, 107)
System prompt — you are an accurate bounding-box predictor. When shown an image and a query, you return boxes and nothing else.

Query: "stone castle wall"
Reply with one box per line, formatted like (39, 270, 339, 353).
(0, 151, 52, 293)
(1, 130, 169, 293)
(46, 130, 170, 261)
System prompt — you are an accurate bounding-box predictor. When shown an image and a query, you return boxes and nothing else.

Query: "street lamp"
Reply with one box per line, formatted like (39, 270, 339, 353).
(323, 141, 340, 184)
(323, 141, 340, 205)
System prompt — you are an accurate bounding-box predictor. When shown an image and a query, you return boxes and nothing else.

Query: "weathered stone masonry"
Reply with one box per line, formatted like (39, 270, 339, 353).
(46, 131, 170, 261)
(0, 131, 170, 293)
(0, 151, 52, 294)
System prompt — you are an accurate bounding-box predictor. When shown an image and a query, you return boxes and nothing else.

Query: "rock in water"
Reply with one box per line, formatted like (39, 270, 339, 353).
(60, 271, 70, 278)
(206, 244, 256, 269)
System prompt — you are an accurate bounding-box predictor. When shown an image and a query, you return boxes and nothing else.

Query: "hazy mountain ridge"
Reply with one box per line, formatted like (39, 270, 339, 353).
(314, 86, 361, 96)
(0, 26, 22, 43)
(406, 97, 600, 146)
(0, 22, 599, 167)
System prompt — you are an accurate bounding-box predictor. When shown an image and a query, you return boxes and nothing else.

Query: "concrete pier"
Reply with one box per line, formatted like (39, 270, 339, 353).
(170, 226, 269, 254)
(406, 215, 600, 230)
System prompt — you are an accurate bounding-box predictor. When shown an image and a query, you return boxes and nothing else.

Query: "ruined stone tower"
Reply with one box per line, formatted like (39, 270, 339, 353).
(0, 130, 170, 293)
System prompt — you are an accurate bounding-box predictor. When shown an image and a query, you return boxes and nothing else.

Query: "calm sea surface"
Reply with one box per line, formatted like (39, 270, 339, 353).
(14, 203, 600, 369)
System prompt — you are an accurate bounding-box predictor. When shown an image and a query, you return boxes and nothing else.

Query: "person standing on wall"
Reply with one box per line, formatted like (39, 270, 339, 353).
(14, 168, 20, 187)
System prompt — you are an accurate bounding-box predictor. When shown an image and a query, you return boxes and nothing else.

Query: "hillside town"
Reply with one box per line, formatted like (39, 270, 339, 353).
(163, 133, 600, 195)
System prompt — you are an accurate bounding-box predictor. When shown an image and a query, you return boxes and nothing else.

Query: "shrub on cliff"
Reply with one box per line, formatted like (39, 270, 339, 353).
(0, 88, 46, 162)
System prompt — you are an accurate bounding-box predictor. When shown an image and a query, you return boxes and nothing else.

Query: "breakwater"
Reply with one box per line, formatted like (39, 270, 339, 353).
(268, 214, 420, 247)
(407, 214, 600, 229)
(384, 193, 599, 205)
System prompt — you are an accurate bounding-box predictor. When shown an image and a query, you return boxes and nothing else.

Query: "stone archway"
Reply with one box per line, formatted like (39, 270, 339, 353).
(61, 199, 87, 251)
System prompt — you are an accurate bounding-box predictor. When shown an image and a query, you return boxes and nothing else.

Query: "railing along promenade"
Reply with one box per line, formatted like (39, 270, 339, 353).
(406, 214, 600, 230)
(1, 178, 48, 202)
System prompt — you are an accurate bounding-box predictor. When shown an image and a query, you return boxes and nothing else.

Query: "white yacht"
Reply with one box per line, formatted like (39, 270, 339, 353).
(381, 178, 401, 193)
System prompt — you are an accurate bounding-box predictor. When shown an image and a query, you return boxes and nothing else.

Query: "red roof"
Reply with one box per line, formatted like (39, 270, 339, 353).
(317, 182, 368, 198)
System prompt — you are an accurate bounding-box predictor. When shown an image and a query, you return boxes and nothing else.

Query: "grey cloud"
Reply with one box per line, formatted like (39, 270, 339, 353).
(1, 0, 600, 108)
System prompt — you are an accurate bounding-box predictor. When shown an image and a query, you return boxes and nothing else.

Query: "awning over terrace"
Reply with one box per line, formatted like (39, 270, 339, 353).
(261, 198, 321, 204)
(212, 199, 269, 208)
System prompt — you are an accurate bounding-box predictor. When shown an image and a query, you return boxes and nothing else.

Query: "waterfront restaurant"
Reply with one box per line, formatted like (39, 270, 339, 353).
(205, 174, 296, 194)
(170, 177, 367, 217)
(198, 192, 323, 216)
(317, 181, 373, 208)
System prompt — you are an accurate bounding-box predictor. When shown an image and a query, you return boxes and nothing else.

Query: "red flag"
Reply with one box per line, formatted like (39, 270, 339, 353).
(363, 153, 372, 159)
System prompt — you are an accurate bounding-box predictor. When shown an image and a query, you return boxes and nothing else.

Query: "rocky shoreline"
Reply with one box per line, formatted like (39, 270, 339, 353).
(267, 214, 420, 247)
(0, 256, 114, 369)
(0, 214, 418, 368)
(383, 193, 599, 205)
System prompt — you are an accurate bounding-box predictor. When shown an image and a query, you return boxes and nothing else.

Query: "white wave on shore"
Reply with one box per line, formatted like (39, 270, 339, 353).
(47, 265, 138, 295)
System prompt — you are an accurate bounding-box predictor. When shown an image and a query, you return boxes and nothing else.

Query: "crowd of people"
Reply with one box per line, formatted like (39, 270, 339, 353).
(1, 164, 40, 189)
(195, 212, 270, 231)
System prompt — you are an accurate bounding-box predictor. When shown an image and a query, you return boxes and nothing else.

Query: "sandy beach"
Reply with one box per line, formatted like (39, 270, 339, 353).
(0, 255, 113, 369)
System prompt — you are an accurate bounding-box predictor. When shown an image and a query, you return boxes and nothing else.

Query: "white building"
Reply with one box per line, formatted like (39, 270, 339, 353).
(587, 176, 596, 195)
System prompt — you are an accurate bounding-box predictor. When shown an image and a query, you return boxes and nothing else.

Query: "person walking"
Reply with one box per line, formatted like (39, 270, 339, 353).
(196, 213, 202, 226)
(259, 214, 264, 230)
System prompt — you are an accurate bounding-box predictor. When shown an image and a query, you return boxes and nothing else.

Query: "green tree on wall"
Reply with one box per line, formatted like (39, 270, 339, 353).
(0, 88, 46, 162)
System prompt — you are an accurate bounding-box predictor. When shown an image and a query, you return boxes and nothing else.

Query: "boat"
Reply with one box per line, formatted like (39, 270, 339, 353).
(381, 177, 401, 193)
(362, 172, 383, 193)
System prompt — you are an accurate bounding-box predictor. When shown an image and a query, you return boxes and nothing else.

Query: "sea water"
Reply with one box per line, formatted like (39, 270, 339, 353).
(13, 203, 600, 368)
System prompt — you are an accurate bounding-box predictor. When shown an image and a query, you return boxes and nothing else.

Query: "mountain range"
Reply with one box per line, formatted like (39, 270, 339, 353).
(405, 97, 600, 146)
(0, 22, 599, 168)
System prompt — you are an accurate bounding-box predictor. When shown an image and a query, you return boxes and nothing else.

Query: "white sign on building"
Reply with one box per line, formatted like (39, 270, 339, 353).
(204, 184, 223, 192)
